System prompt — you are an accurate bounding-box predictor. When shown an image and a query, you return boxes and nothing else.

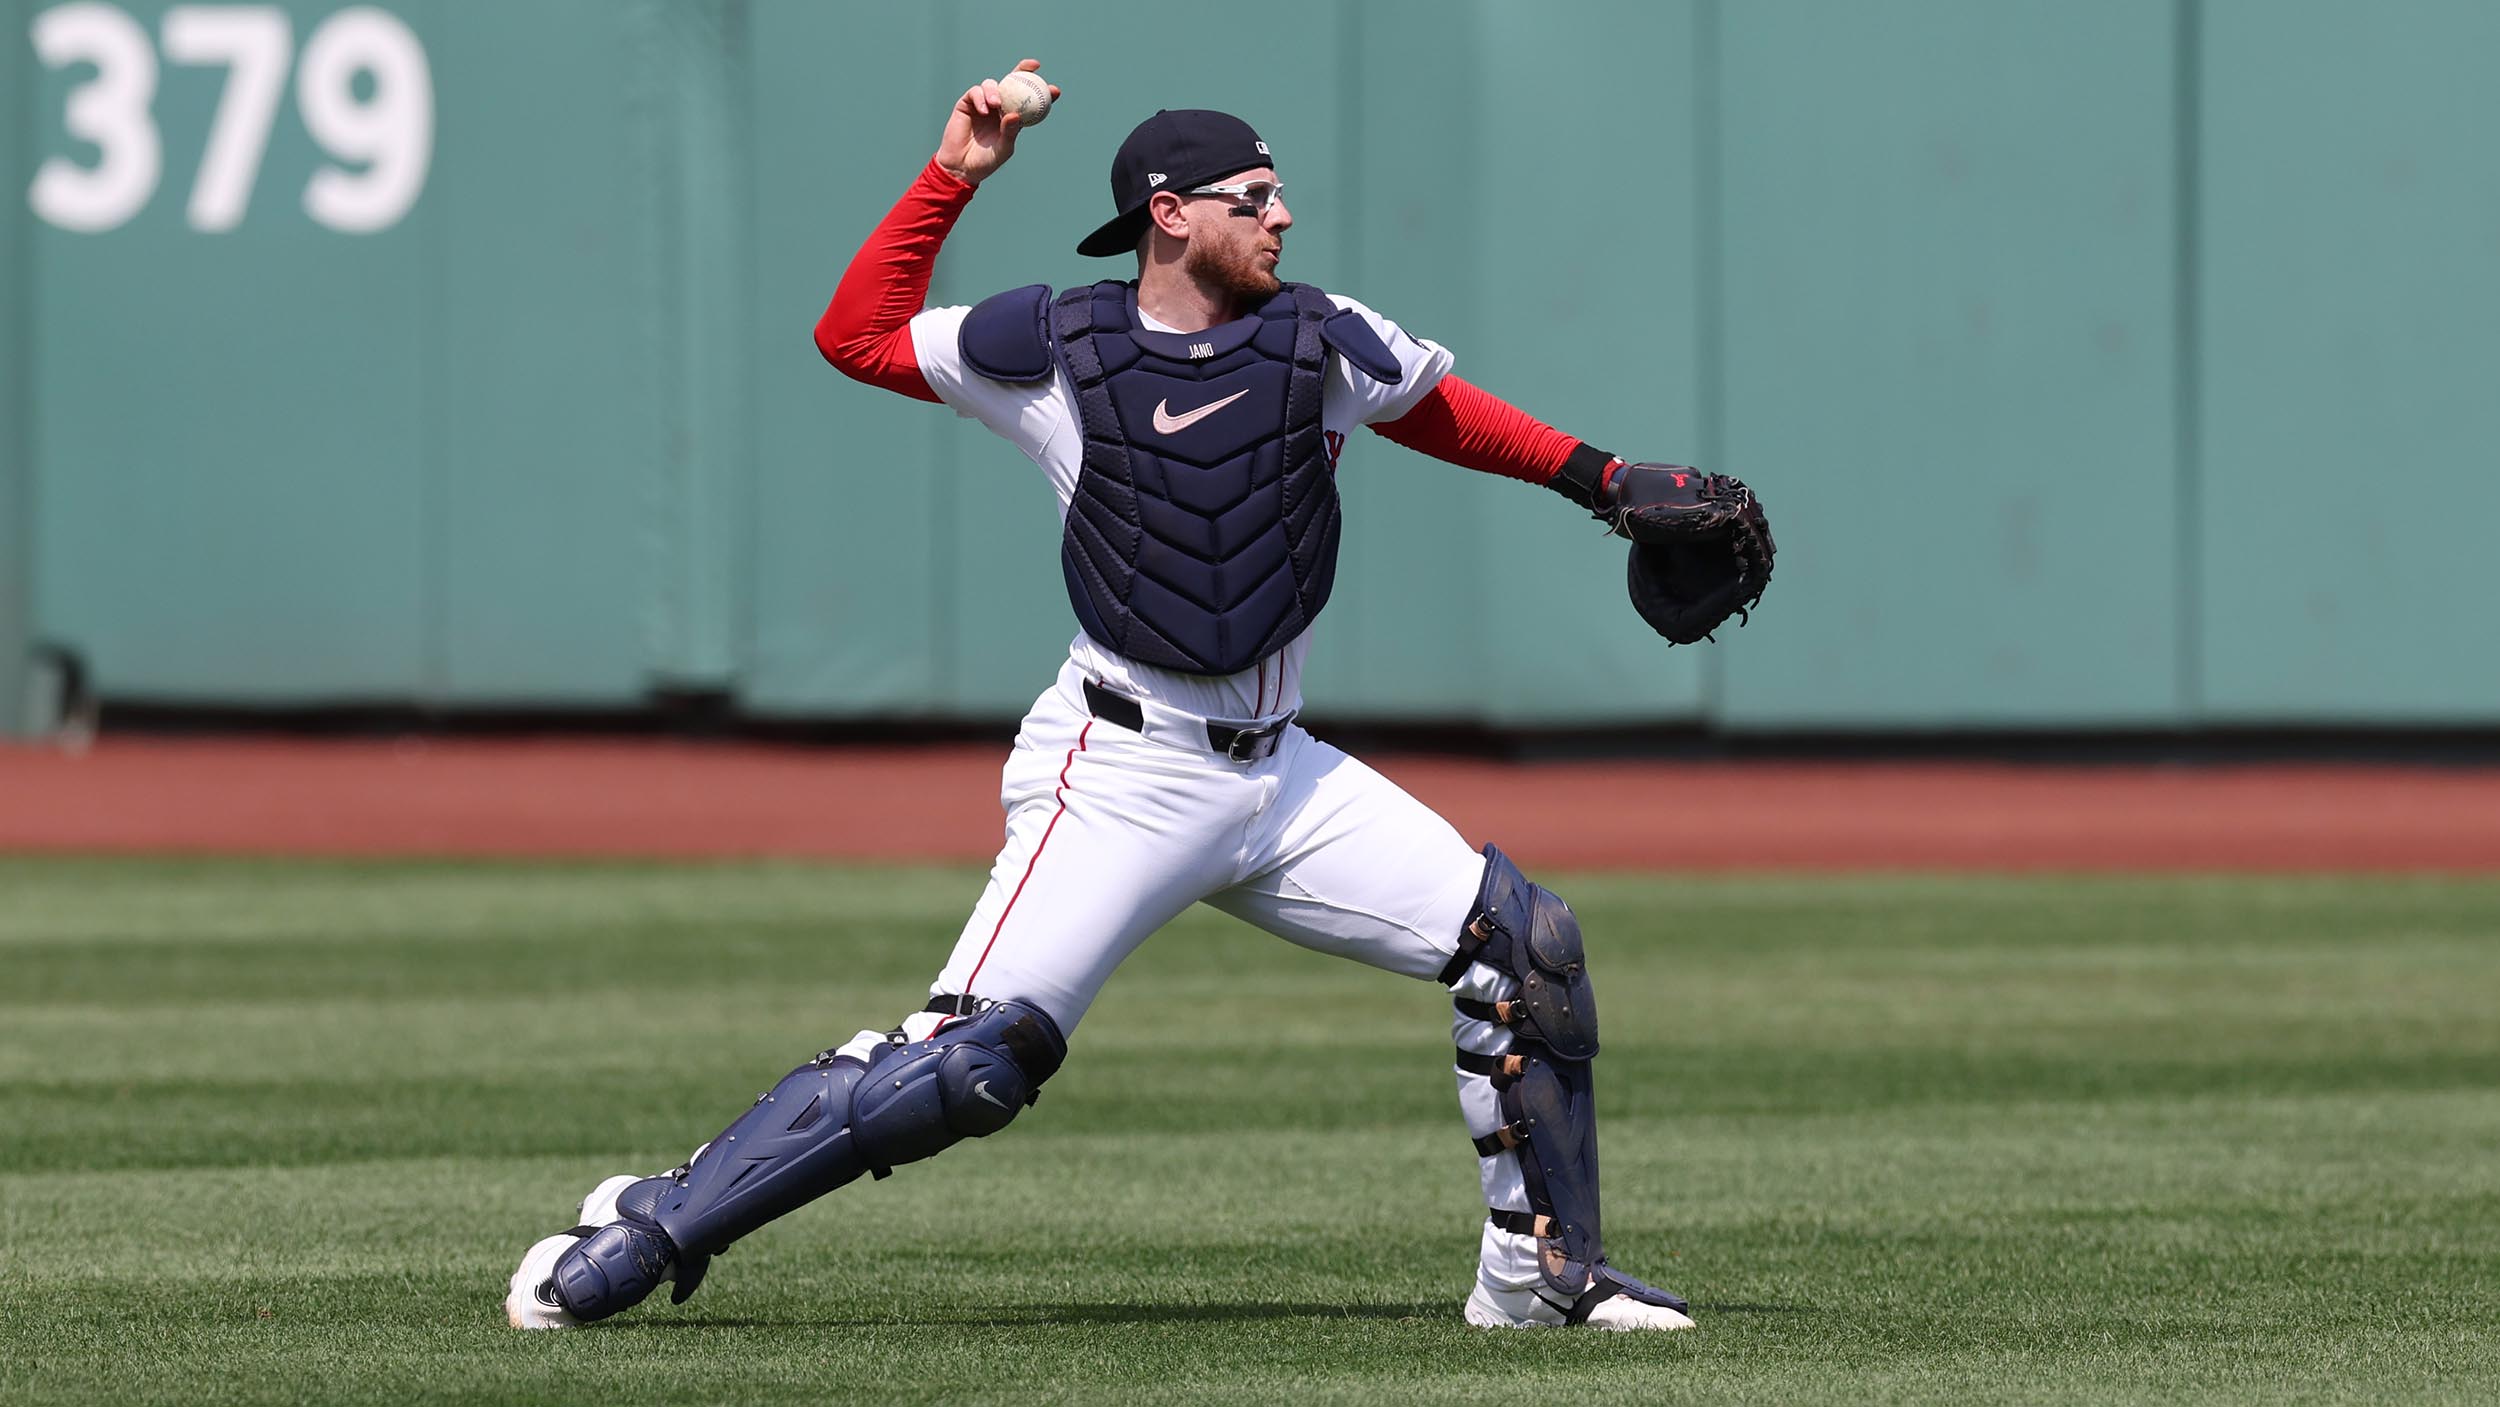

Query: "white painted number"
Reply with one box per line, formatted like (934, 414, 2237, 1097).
(296, 7, 432, 233)
(162, 5, 292, 232)
(28, 2, 161, 233)
(26, 2, 433, 234)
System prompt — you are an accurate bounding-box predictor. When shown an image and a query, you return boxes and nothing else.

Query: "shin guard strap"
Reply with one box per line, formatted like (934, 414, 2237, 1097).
(1488, 1209, 1549, 1237)
(1454, 997, 1521, 1026)
(1454, 1048, 1527, 1080)
(1472, 1119, 1532, 1157)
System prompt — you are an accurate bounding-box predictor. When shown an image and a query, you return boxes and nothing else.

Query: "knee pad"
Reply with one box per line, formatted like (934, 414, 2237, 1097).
(850, 1001, 1064, 1165)
(1442, 844, 1597, 1059)
(649, 998, 1067, 1263)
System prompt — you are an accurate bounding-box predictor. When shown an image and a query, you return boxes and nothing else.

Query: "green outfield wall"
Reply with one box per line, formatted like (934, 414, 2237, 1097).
(4, 0, 2490, 733)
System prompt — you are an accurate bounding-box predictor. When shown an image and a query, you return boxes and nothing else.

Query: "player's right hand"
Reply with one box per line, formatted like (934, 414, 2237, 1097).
(936, 58, 1057, 188)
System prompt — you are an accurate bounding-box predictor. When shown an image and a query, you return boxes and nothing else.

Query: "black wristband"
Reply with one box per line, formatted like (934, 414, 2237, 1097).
(1548, 443, 1618, 511)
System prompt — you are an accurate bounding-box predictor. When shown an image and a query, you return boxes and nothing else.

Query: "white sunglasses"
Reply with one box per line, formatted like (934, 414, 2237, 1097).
(1184, 179, 1286, 213)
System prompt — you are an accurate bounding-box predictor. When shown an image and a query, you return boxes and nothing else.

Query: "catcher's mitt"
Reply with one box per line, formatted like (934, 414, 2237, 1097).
(1599, 463, 1776, 645)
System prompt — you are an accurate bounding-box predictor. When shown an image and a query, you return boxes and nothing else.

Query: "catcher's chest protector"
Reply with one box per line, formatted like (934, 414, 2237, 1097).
(960, 279, 1400, 676)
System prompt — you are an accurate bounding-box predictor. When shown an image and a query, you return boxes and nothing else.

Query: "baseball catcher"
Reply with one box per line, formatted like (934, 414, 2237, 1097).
(506, 60, 1774, 1336)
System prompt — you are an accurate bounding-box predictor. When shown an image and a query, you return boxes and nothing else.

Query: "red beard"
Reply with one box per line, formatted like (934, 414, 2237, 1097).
(1185, 228, 1281, 307)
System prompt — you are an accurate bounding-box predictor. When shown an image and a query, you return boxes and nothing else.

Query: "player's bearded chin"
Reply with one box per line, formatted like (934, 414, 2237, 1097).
(1186, 227, 1281, 305)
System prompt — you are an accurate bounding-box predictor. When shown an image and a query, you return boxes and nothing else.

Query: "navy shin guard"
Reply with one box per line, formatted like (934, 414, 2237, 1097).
(546, 999, 1065, 1324)
(652, 999, 1067, 1264)
(1452, 846, 1684, 1313)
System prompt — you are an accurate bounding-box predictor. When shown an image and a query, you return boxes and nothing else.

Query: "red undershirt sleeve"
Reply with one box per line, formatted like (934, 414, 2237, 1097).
(812, 158, 976, 404)
(1368, 375, 1595, 487)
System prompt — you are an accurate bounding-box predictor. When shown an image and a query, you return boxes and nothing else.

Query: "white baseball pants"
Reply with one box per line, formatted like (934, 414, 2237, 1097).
(901, 661, 1551, 1293)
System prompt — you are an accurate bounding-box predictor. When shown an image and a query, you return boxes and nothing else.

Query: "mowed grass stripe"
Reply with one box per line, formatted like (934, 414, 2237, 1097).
(1, 860, 2495, 1404)
(10, 1046, 2500, 1176)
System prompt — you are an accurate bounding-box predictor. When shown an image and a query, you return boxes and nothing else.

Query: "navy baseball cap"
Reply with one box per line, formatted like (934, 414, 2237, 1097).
(1076, 109, 1275, 257)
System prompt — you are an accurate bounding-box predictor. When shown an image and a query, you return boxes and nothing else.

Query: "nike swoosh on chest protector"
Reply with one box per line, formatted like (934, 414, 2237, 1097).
(1150, 388, 1251, 435)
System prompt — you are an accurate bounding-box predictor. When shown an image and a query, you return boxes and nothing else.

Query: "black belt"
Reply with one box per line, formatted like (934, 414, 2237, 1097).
(1083, 680, 1293, 762)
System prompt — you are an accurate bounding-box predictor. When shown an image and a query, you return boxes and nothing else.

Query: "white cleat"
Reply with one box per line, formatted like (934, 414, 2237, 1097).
(1575, 1292, 1699, 1332)
(1465, 1277, 1697, 1332)
(505, 1232, 586, 1329)
(502, 1173, 641, 1331)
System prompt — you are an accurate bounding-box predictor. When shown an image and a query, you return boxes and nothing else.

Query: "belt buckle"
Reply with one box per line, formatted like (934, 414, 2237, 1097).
(1225, 715, 1290, 763)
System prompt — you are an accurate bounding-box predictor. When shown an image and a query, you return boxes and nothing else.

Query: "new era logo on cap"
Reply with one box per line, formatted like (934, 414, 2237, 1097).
(1147, 173, 1166, 187)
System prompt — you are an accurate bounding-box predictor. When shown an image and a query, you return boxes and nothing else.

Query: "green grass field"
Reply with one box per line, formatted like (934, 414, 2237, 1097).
(2, 859, 2496, 1405)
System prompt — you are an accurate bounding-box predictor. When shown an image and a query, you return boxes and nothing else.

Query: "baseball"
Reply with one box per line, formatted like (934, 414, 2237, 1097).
(998, 69, 1053, 126)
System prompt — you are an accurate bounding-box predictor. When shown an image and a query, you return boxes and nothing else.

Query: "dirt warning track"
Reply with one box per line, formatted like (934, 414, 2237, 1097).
(3, 737, 2496, 872)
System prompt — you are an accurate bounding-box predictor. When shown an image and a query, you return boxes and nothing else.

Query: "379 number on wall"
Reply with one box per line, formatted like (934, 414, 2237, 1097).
(28, 2, 432, 234)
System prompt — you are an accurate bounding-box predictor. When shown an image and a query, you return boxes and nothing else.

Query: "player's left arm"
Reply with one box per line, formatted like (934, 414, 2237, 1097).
(1374, 380, 1761, 538)
(1329, 294, 1632, 505)
(1354, 307, 1774, 642)
(1370, 375, 1629, 505)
